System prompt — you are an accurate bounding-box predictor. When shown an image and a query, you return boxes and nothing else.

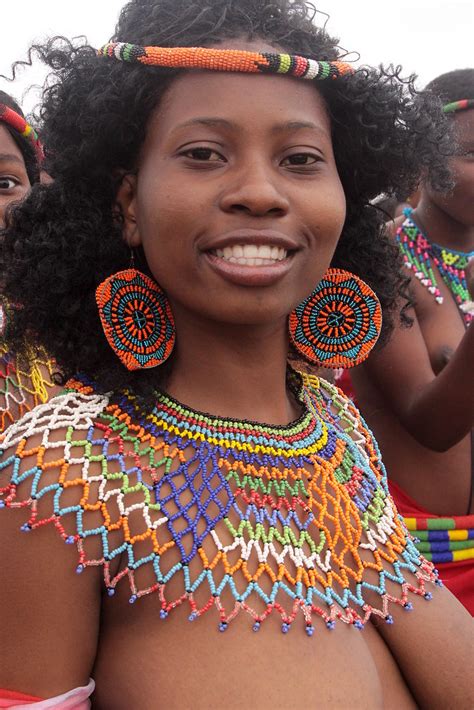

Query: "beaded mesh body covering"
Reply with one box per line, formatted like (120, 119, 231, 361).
(0, 370, 439, 633)
(0, 305, 57, 432)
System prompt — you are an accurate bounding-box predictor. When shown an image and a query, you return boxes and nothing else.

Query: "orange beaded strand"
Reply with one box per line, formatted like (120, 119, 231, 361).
(98, 43, 354, 82)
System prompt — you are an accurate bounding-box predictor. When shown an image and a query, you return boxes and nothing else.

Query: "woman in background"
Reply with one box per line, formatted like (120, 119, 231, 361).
(352, 68, 474, 613)
(0, 92, 57, 431)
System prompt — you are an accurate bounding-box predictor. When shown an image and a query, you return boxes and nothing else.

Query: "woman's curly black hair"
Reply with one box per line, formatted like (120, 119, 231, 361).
(424, 67, 474, 103)
(0, 0, 454, 402)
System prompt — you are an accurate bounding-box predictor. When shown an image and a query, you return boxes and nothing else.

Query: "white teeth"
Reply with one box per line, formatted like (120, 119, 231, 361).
(243, 244, 259, 258)
(213, 244, 288, 265)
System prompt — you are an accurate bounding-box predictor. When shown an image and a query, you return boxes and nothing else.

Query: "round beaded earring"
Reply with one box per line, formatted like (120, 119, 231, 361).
(289, 269, 382, 368)
(96, 268, 175, 371)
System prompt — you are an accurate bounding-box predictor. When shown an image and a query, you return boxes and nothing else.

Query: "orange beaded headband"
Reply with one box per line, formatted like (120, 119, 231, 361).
(98, 43, 354, 81)
(0, 104, 44, 163)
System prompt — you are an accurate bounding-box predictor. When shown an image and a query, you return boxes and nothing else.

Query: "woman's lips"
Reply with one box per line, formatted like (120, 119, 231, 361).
(200, 230, 301, 286)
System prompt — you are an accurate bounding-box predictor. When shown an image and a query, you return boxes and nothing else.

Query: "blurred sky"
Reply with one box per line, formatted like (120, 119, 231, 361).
(1, 0, 473, 114)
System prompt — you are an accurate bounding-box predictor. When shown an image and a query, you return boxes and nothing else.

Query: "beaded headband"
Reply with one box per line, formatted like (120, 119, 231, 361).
(0, 104, 44, 163)
(443, 99, 474, 113)
(98, 43, 354, 81)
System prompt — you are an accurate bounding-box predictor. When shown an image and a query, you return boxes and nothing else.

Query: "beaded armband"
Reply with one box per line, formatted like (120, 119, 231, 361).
(0, 373, 439, 635)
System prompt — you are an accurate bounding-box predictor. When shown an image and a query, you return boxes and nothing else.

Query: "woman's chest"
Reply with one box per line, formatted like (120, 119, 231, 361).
(92, 602, 414, 710)
(413, 274, 467, 374)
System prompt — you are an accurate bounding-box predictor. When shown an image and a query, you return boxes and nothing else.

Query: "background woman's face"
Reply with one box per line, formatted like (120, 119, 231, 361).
(425, 109, 474, 226)
(120, 66, 346, 328)
(0, 125, 30, 227)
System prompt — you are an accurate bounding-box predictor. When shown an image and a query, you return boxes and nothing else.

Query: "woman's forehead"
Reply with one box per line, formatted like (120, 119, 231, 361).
(153, 71, 331, 137)
(454, 109, 474, 143)
(0, 124, 26, 164)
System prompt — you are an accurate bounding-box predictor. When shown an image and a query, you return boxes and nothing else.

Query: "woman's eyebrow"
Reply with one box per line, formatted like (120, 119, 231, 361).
(0, 153, 24, 165)
(170, 117, 234, 133)
(270, 120, 328, 136)
(170, 118, 327, 135)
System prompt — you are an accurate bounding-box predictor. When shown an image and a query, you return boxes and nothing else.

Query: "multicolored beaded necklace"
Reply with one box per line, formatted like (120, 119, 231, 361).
(396, 208, 474, 326)
(0, 371, 438, 634)
(0, 302, 57, 431)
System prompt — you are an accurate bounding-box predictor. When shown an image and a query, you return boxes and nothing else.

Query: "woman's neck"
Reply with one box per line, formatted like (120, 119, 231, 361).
(162, 309, 300, 426)
(414, 197, 474, 252)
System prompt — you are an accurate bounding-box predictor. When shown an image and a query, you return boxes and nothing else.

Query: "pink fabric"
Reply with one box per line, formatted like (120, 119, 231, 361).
(0, 680, 94, 709)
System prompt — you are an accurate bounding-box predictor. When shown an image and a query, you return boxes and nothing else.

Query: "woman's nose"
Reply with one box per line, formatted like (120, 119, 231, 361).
(219, 161, 290, 217)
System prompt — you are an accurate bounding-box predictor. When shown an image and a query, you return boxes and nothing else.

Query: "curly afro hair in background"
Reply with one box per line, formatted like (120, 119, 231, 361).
(0, 0, 454, 403)
(424, 67, 474, 103)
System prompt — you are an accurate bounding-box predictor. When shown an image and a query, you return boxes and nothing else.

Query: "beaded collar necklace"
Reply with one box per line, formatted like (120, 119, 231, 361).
(1, 371, 438, 635)
(396, 208, 474, 326)
(124, 368, 326, 459)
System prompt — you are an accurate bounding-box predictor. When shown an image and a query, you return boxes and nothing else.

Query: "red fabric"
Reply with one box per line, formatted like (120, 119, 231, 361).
(0, 689, 42, 707)
(389, 479, 474, 615)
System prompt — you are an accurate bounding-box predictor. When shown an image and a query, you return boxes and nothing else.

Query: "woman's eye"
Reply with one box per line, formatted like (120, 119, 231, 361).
(281, 153, 319, 167)
(0, 177, 19, 190)
(181, 147, 225, 162)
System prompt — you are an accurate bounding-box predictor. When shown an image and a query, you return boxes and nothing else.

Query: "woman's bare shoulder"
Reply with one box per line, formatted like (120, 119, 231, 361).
(0, 390, 111, 694)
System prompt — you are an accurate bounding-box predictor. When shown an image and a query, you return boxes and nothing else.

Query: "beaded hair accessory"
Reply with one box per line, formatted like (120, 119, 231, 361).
(443, 99, 474, 113)
(98, 43, 354, 81)
(0, 104, 44, 163)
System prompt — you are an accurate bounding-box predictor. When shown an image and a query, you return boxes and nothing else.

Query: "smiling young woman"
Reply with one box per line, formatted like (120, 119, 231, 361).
(0, 1, 472, 708)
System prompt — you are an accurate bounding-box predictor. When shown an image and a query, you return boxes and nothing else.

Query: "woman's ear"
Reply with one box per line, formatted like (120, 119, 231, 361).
(116, 173, 141, 246)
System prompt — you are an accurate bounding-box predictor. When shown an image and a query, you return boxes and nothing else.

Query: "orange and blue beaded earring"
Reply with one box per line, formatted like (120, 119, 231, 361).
(289, 268, 382, 368)
(96, 268, 175, 371)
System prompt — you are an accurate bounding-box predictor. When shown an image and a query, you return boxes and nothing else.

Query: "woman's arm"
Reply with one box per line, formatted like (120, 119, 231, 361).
(0, 432, 102, 698)
(354, 264, 474, 452)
